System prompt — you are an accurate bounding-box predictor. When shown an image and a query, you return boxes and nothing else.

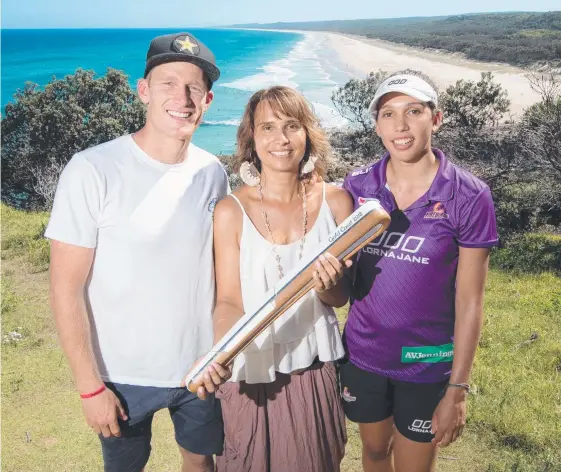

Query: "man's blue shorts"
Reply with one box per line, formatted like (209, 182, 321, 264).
(98, 382, 223, 472)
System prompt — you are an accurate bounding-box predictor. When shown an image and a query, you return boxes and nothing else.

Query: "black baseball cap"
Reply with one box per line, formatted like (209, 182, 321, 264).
(144, 32, 220, 83)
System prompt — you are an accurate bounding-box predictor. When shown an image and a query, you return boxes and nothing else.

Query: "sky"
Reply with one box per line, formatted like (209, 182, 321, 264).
(1, 0, 559, 29)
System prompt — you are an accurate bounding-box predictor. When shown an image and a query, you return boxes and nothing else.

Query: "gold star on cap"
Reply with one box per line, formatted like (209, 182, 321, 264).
(175, 36, 197, 54)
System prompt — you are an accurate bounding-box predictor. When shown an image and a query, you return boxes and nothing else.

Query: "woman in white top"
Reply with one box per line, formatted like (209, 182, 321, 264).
(212, 86, 354, 471)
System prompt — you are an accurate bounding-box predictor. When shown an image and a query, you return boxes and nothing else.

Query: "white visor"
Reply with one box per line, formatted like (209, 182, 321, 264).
(368, 75, 438, 116)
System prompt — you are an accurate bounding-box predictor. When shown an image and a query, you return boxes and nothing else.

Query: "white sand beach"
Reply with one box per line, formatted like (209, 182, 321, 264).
(229, 27, 545, 119)
(323, 32, 542, 118)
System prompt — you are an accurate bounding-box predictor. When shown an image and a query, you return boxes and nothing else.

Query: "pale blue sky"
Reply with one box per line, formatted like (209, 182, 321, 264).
(2, 0, 559, 29)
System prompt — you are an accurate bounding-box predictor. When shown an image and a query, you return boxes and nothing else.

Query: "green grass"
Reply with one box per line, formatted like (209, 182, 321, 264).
(2, 206, 560, 471)
(474, 272, 561, 444)
(337, 273, 561, 472)
(1, 203, 50, 269)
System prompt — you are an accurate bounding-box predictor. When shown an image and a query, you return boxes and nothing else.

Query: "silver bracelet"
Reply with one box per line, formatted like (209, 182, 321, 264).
(447, 382, 470, 394)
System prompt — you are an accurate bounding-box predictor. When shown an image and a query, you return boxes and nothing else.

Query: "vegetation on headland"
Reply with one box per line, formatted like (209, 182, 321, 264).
(231, 11, 561, 69)
(1, 66, 560, 470)
(1, 69, 144, 209)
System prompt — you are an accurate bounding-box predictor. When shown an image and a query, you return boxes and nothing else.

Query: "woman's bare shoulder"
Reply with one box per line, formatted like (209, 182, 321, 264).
(324, 182, 354, 223)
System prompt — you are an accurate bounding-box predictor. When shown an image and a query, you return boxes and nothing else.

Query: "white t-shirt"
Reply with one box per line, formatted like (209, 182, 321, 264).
(45, 134, 230, 387)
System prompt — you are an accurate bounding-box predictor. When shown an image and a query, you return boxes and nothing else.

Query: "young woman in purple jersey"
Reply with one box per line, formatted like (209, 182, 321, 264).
(340, 69, 499, 472)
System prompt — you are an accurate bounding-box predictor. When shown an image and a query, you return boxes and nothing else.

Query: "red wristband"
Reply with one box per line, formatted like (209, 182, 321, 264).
(80, 384, 106, 399)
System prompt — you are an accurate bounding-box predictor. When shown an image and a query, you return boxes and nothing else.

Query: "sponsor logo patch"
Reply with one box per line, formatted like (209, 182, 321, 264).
(424, 202, 449, 219)
(362, 231, 430, 265)
(401, 343, 454, 363)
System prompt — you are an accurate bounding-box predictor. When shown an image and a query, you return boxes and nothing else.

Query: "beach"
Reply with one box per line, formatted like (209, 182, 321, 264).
(232, 27, 543, 118)
(322, 31, 542, 117)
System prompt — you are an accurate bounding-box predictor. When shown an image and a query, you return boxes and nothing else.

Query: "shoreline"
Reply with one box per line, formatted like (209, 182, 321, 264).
(232, 27, 543, 117)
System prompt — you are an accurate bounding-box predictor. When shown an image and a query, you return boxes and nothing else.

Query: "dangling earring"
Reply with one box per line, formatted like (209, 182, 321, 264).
(301, 155, 318, 175)
(239, 161, 260, 187)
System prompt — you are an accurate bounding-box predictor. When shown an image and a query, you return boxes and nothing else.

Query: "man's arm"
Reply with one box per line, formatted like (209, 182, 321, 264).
(50, 241, 100, 391)
(50, 240, 127, 437)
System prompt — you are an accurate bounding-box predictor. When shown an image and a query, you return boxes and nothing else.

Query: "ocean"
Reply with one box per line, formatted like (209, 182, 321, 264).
(1, 28, 355, 155)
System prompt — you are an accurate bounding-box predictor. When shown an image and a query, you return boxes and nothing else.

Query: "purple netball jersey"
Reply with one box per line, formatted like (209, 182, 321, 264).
(343, 149, 499, 383)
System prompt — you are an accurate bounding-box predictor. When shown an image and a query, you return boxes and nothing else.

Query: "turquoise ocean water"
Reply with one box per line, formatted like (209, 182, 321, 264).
(1, 28, 355, 155)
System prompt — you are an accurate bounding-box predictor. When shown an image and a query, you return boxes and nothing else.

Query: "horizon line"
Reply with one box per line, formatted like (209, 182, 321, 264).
(3, 9, 558, 30)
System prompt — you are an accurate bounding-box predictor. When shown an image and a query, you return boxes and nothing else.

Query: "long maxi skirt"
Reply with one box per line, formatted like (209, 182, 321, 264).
(215, 361, 347, 472)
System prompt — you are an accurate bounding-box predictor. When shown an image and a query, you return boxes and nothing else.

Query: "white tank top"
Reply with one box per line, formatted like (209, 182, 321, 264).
(228, 182, 345, 384)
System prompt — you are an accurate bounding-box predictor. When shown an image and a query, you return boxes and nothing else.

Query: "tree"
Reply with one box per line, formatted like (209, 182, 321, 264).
(526, 68, 560, 109)
(440, 72, 511, 129)
(331, 70, 388, 132)
(520, 96, 561, 180)
(434, 124, 524, 190)
(1, 68, 145, 209)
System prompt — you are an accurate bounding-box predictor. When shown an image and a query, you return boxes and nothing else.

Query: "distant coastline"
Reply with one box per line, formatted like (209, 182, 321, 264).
(235, 27, 544, 117)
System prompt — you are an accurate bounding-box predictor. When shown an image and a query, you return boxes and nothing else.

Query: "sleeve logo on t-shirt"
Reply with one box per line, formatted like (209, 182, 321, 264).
(351, 166, 373, 177)
(208, 197, 218, 213)
(424, 202, 449, 219)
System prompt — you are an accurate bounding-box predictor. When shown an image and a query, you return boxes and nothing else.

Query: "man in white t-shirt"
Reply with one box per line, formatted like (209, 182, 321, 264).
(46, 32, 231, 472)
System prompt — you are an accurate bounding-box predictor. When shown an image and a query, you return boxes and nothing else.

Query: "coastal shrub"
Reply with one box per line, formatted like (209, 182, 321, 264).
(1, 68, 145, 210)
(494, 182, 561, 239)
(519, 96, 561, 181)
(217, 154, 242, 190)
(328, 129, 385, 167)
(435, 125, 561, 238)
(331, 70, 387, 132)
(440, 72, 511, 129)
(491, 233, 561, 275)
(433, 124, 523, 189)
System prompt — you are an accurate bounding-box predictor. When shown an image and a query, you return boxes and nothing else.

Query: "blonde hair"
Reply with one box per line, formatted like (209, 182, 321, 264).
(234, 86, 330, 179)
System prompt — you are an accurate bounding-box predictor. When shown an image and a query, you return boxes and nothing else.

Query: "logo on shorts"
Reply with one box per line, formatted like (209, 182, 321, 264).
(424, 202, 449, 219)
(408, 419, 433, 435)
(208, 197, 218, 213)
(342, 387, 356, 402)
